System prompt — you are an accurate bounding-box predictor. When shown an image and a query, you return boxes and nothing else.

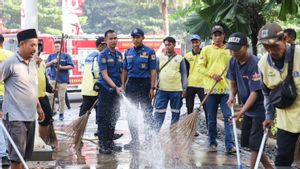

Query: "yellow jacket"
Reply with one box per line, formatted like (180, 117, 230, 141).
(0, 49, 14, 96)
(184, 51, 204, 88)
(198, 44, 231, 94)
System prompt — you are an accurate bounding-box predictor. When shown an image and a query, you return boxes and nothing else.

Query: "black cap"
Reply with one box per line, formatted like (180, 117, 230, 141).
(131, 28, 144, 37)
(258, 23, 283, 44)
(211, 25, 224, 34)
(17, 29, 37, 43)
(96, 36, 105, 47)
(226, 32, 248, 50)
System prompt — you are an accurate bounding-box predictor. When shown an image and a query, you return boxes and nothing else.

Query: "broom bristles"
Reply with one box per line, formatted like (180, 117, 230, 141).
(39, 121, 57, 147)
(64, 112, 90, 151)
(159, 66, 228, 159)
(64, 100, 98, 151)
(160, 109, 200, 158)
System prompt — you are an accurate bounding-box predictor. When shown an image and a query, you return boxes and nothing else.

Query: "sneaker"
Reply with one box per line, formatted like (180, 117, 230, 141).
(208, 145, 217, 152)
(226, 147, 237, 155)
(1, 156, 10, 167)
(59, 114, 64, 121)
(194, 131, 200, 137)
(124, 141, 139, 150)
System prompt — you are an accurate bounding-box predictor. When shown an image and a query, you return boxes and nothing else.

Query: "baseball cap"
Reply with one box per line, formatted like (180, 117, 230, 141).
(226, 32, 248, 50)
(211, 25, 224, 34)
(131, 28, 144, 37)
(96, 36, 105, 47)
(189, 34, 201, 41)
(258, 23, 283, 44)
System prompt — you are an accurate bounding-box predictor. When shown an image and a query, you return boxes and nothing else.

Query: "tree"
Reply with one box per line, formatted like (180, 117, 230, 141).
(184, 0, 299, 54)
(80, 0, 162, 34)
(2, 0, 62, 35)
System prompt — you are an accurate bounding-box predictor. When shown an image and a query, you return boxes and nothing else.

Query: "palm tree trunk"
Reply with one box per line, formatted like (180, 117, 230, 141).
(248, 4, 265, 55)
(161, 0, 169, 35)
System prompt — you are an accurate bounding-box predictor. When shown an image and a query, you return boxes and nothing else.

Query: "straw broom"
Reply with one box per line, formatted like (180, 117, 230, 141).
(65, 99, 98, 151)
(160, 66, 228, 158)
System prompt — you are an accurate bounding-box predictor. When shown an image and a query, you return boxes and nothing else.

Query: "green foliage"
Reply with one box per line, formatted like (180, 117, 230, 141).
(37, 0, 62, 35)
(182, 0, 299, 54)
(3, 0, 21, 29)
(2, 0, 62, 35)
(81, 0, 162, 34)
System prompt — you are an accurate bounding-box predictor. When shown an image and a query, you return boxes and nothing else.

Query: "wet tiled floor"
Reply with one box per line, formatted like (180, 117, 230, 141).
(26, 95, 252, 169)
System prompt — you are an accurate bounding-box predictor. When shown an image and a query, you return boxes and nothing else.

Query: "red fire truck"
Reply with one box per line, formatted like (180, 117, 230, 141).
(2, 32, 182, 92)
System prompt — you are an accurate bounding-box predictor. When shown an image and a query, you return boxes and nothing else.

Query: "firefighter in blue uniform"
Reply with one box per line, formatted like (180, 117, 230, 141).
(96, 29, 124, 154)
(122, 28, 157, 149)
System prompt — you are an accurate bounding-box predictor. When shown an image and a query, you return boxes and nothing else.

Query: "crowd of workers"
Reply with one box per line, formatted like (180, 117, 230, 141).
(0, 22, 299, 169)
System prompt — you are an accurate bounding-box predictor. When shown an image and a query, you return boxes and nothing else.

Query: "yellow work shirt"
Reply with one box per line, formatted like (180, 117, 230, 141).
(0, 49, 14, 96)
(198, 44, 231, 94)
(184, 51, 204, 88)
(38, 60, 47, 97)
(258, 45, 300, 133)
(81, 51, 99, 96)
(159, 54, 184, 91)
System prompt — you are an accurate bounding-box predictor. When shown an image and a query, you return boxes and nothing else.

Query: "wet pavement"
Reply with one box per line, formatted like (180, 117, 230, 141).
(26, 93, 254, 169)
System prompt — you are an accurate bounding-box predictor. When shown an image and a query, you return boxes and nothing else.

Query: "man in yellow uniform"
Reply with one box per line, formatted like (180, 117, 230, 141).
(80, 37, 106, 117)
(184, 34, 206, 136)
(199, 25, 235, 154)
(153, 36, 187, 132)
(259, 23, 300, 167)
(0, 34, 13, 167)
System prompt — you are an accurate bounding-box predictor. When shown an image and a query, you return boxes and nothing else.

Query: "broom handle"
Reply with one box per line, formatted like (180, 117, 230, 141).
(0, 121, 29, 169)
(51, 33, 64, 112)
(87, 99, 98, 115)
(195, 66, 228, 111)
(254, 128, 269, 169)
(231, 107, 242, 168)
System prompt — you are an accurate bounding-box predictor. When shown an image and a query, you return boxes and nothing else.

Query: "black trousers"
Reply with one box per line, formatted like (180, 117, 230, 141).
(125, 78, 153, 141)
(186, 87, 207, 125)
(97, 88, 120, 141)
(79, 95, 98, 117)
(275, 128, 300, 166)
(38, 96, 53, 126)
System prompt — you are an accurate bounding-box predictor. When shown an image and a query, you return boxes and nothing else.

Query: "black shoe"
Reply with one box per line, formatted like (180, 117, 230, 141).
(1, 156, 10, 167)
(112, 133, 123, 140)
(97, 133, 123, 140)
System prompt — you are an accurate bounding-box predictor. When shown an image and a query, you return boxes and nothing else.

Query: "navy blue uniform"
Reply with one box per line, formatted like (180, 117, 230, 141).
(123, 45, 156, 142)
(227, 55, 266, 151)
(97, 48, 123, 142)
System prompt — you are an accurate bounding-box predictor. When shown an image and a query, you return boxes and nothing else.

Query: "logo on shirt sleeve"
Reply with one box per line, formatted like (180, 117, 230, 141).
(293, 71, 300, 78)
(252, 72, 261, 81)
(151, 55, 156, 60)
(101, 57, 106, 63)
